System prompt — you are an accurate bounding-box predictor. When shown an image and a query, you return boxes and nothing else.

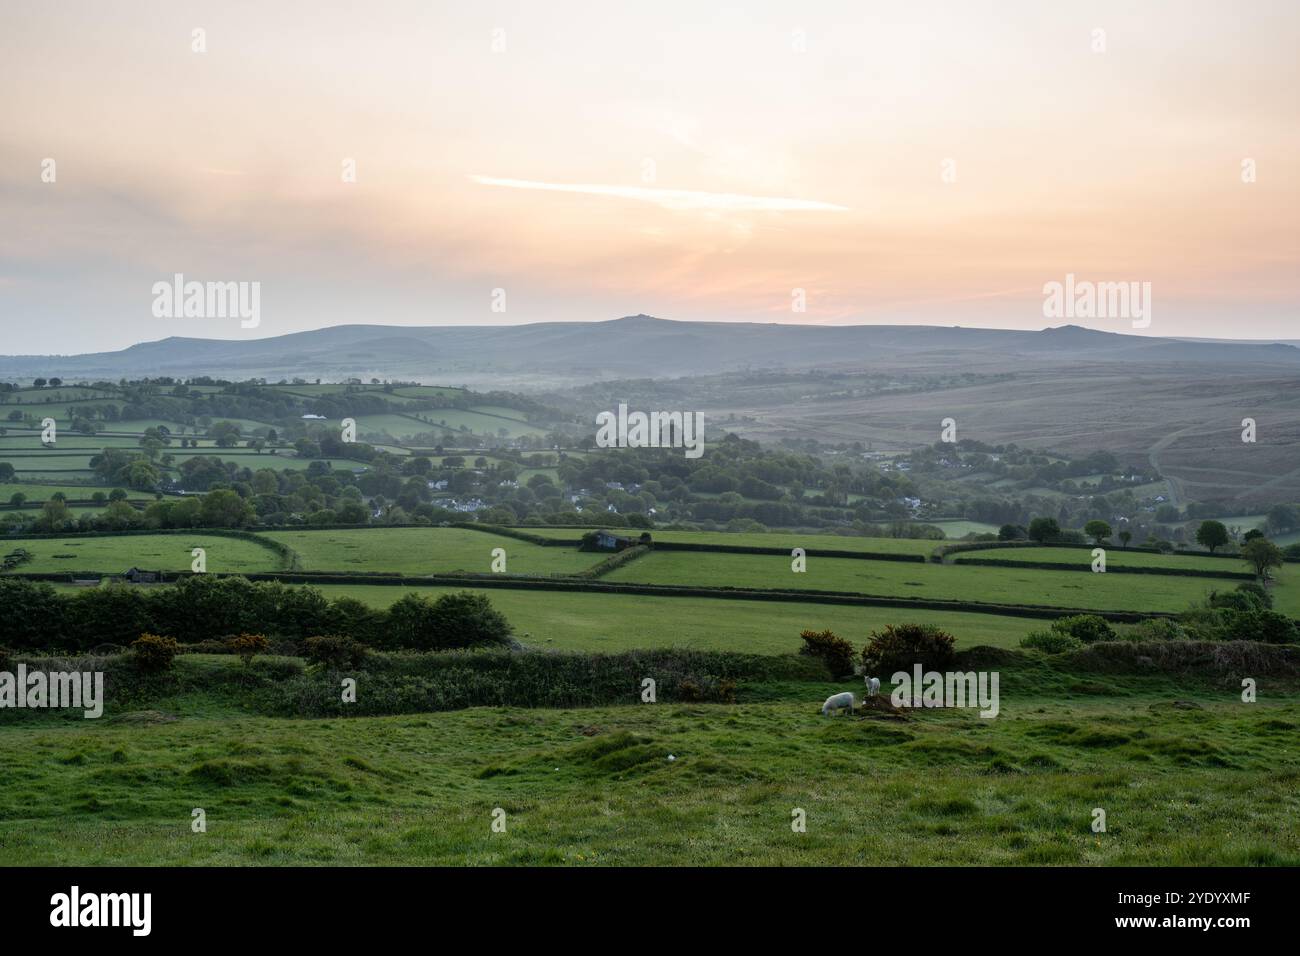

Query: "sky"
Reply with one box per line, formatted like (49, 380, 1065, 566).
(1, 0, 1297, 352)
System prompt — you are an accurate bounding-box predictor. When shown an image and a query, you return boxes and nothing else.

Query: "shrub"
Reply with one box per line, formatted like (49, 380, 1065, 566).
(1020, 630, 1082, 654)
(1050, 614, 1115, 644)
(1027, 517, 1061, 542)
(225, 633, 270, 665)
(0, 645, 10, 672)
(1234, 581, 1273, 610)
(1128, 618, 1189, 642)
(1209, 588, 1266, 613)
(384, 591, 513, 651)
(1224, 610, 1299, 645)
(302, 635, 369, 670)
(860, 623, 957, 675)
(797, 629, 856, 678)
(131, 633, 179, 673)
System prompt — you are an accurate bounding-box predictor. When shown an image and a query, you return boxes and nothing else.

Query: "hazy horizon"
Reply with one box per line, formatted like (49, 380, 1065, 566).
(3, 0, 1297, 351)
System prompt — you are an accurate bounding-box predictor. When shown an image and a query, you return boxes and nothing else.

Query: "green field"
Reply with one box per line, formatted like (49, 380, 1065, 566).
(0, 434, 151, 450)
(928, 519, 1000, 537)
(1, 655, 1295, 865)
(7, 534, 284, 573)
(262, 528, 602, 576)
(524, 528, 941, 555)
(1, 453, 101, 471)
(356, 409, 544, 439)
(0, 483, 153, 502)
(605, 551, 1239, 613)
(951, 545, 1256, 573)
(300, 582, 1041, 651)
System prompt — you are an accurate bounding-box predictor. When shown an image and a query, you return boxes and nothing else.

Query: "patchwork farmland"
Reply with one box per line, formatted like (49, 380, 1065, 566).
(1, 378, 1297, 871)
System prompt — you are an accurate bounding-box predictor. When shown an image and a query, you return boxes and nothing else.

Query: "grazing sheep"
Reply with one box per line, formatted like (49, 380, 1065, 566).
(821, 691, 855, 717)
(865, 676, 881, 697)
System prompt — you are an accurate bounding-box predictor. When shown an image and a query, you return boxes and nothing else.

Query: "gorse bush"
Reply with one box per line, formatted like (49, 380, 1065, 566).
(860, 623, 956, 675)
(1224, 610, 1298, 645)
(1210, 583, 1273, 613)
(1234, 582, 1273, 609)
(1128, 618, 1189, 642)
(1020, 630, 1082, 654)
(130, 633, 179, 673)
(798, 629, 856, 678)
(1050, 614, 1115, 645)
(225, 633, 270, 666)
(302, 635, 369, 670)
(1209, 589, 1261, 613)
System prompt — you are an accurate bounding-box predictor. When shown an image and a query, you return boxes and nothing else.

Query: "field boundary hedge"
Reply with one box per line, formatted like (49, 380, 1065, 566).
(452, 523, 556, 546)
(577, 544, 652, 579)
(931, 540, 1264, 563)
(648, 541, 926, 562)
(951, 556, 1256, 580)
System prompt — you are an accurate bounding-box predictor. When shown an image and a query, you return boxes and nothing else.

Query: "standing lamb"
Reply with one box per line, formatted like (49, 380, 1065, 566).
(865, 676, 881, 697)
(821, 691, 855, 717)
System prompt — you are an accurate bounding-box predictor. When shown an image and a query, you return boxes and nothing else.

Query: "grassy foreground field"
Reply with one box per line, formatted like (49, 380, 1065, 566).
(2, 656, 1296, 866)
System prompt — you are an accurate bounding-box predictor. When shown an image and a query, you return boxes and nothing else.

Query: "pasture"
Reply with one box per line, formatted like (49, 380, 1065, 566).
(949, 545, 1254, 573)
(299, 582, 1042, 651)
(523, 527, 942, 555)
(261, 528, 602, 577)
(1, 653, 1296, 866)
(1, 483, 153, 502)
(604, 551, 1237, 613)
(10, 534, 284, 574)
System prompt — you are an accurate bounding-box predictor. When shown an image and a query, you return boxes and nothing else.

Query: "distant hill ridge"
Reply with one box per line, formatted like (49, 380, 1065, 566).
(1, 315, 1296, 381)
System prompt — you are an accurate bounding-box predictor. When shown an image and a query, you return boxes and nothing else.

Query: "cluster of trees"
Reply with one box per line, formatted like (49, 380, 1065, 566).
(0, 576, 512, 652)
(996, 515, 1289, 579)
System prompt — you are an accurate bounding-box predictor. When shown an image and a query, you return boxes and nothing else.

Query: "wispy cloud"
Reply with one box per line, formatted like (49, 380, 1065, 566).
(470, 175, 848, 213)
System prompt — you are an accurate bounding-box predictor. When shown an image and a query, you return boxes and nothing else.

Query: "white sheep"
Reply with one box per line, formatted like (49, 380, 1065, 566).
(865, 676, 880, 697)
(821, 691, 855, 716)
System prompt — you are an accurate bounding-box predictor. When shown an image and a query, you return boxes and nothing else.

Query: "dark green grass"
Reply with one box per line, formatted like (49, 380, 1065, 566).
(1, 655, 1296, 866)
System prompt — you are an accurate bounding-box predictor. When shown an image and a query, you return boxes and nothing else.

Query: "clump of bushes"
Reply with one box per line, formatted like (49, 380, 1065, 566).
(860, 623, 956, 674)
(1020, 614, 1116, 652)
(1050, 614, 1115, 644)
(0, 577, 517, 654)
(385, 591, 513, 651)
(1178, 582, 1297, 645)
(1209, 583, 1272, 613)
(798, 629, 856, 678)
(1224, 610, 1298, 645)
(1126, 618, 1189, 642)
(225, 633, 270, 666)
(1020, 629, 1082, 654)
(254, 648, 816, 717)
(303, 635, 369, 670)
(130, 633, 179, 673)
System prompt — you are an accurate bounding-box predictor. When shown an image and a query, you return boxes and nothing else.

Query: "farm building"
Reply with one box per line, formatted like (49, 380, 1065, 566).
(120, 567, 163, 584)
(582, 530, 652, 552)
